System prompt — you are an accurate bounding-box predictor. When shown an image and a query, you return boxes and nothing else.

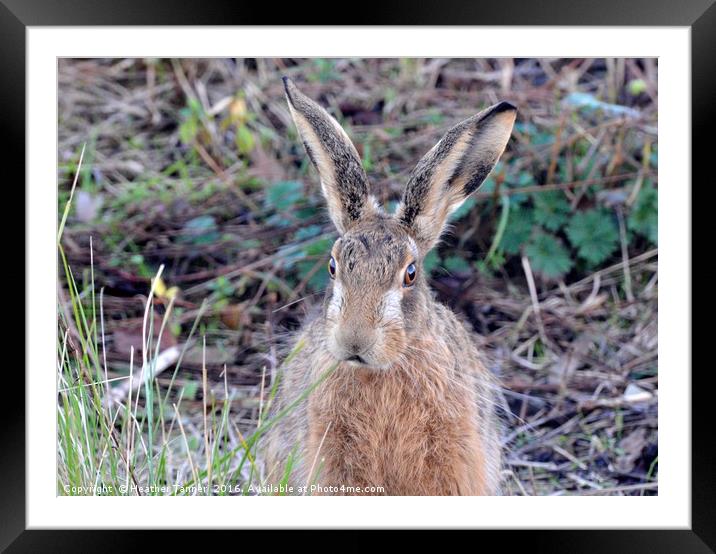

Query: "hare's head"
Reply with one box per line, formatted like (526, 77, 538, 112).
(283, 77, 516, 370)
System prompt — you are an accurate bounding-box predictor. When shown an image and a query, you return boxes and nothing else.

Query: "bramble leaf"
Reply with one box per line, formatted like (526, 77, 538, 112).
(628, 183, 657, 245)
(533, 190, 571, 231)
(566, 208, 619, 266)
(297, 260, 329, 292)
(265, 180, 304, 212)
(499, 206, 535, 255)
(525, 232, 573, 279)
(443, 255, 471, 274)
(423, 250, 440, 275)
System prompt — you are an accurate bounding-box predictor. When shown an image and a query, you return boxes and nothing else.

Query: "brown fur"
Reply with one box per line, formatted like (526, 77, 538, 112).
(306, 325, 493, 496)
(260, 78, 515, 495)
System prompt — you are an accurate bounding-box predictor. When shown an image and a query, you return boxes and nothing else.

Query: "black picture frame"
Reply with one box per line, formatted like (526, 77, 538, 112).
(6, 0, 713, 549)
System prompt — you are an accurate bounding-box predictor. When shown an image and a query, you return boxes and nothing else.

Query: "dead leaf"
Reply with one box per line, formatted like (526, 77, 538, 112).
(623, 383, 653, 403)
(229, 97, 249, 124)
(154, 276, 179, 301)
(75, 190, 103, 223)
(111, 314, 177, 359)
(576, 293, 608, 315)
(220, 303, 250, 330)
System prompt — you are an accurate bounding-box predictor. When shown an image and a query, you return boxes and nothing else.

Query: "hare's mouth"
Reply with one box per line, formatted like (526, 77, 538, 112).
(339, 353, 390, 370)
(342, 355, 394, 371)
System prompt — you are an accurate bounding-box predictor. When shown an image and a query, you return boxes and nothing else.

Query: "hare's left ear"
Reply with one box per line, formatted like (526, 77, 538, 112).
(283, 77, 375, 234)
(396, 102, 516, 251)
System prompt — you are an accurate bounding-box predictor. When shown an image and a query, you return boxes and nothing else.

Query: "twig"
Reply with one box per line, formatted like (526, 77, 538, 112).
(552, 445, 588, 470)
(105, 345, 181, 409)
(521, 255, 549, 349)
(572, 482, 658, 496)
(543, 248, 657, 299)
(616, 208, 634, 302)
(474, 172, 646, 200)
(194, 141, 260, 212)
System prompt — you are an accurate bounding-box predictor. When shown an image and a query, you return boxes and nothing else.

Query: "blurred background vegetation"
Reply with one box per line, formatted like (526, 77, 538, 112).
(58, 58, 657, 496)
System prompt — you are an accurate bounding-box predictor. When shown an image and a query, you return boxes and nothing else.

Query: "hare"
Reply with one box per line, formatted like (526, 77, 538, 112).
(261, 77, 516, 495)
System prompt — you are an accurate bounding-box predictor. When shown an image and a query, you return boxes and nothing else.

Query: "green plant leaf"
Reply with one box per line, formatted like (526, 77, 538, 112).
(422, 250, 440, 274)
(533, 190, 571, 231)
(499, 206, 534, 255)
(181, 381, 199, 401)
(525, 232, 573, 279)
(361, 140, 373, 172)
(627, 79, 648, 96)
(628, 183, 657, 245)
(294, 225, 322, 241)
(238, 238, 262, 250)
(480, 176, 496, 194)
(294, 205, 319, 220)
(566, 208, 619, 266)
(303, 237, 333, 256)
(178, 215, 220, 245)
(208, 275, 235, 299)
(296, 260, 329, 291)
(443, 255, 471, 274)
(235, 124, 255, 155)
(506, 171, 535, 204)
(484, 194, 510, 266)
(179, 115, 198, 145)
(311, 58, 338, 83)
(178, 99, 203, 145)
(265, 180, 304, 212)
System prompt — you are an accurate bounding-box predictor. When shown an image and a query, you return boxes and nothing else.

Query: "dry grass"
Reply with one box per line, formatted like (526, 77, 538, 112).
(57, 58, 657, 495)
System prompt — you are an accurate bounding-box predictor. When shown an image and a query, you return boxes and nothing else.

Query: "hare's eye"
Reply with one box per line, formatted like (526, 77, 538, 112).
(328, 256, 337, 279)
(403, 262, 417, 287)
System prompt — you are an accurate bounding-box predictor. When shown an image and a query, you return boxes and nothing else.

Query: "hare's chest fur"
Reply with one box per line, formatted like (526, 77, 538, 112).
(306, 353, 490, 495)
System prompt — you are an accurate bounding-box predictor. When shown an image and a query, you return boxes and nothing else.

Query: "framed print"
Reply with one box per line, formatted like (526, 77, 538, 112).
(5, 0, 714, 549)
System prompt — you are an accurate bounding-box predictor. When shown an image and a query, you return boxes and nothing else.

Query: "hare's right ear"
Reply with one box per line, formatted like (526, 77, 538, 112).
(397, 102, 516, 251)
(283, 77, 375, 234)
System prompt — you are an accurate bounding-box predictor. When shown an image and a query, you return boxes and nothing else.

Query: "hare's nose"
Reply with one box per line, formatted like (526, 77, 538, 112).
(344, 339, 368, 356)
(335, 327, 374, 358)
(347, 342, 364, 354)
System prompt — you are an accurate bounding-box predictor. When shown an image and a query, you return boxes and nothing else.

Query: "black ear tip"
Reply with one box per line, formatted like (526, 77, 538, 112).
(493, 101, 517, 114)
(282, 76, 293, 98)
